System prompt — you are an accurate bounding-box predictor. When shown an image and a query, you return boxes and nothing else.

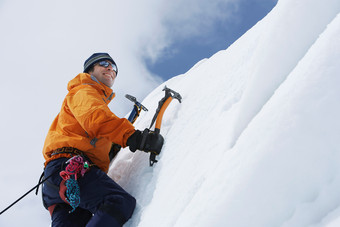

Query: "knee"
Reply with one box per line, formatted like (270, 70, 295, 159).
(96, 197, 135, 226)
(102, 193, 136, 223)
(124, 193, 136, 213)
(115, 192, 136, 218)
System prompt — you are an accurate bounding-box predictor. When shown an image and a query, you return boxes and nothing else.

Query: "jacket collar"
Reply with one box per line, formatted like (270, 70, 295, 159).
(67, 73, 115, 103)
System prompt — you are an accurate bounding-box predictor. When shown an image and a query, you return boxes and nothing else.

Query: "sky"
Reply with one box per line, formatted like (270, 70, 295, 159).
(0, 0, 278, 226)
(0, 0, 277, 117)
(147, 0, 278, 80)
(109, 0, 340, 225)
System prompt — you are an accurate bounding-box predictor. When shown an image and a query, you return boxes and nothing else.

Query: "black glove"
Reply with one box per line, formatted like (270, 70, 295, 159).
(127, 129, 164, 154)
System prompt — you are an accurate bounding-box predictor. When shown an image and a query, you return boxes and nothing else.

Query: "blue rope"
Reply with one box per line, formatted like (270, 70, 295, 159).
(65, 178, 80, 213)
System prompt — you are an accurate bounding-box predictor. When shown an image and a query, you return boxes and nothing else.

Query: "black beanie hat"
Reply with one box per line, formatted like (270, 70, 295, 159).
(83, 53, 118, 74)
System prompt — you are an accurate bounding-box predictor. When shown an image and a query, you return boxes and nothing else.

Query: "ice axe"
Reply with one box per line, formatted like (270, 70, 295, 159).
(125, 94, 148, 124)
(109, 95, 148, 161)
(148, 86, 182, 166)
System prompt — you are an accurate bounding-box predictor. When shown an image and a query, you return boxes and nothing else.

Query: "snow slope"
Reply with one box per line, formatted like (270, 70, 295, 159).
(109, 0, 340, 226)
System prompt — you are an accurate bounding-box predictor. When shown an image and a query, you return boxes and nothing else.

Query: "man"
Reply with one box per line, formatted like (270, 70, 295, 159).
(42, 53, 164, 226)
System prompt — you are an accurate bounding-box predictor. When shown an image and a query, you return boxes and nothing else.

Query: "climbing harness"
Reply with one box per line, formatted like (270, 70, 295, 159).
(51, 147, 88, 158)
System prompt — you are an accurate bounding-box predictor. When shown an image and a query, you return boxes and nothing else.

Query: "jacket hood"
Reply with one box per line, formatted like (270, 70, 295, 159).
(67, 73, 115, 102)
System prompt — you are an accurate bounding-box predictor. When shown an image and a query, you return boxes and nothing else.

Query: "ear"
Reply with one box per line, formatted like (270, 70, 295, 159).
(87, 66, 95, 74)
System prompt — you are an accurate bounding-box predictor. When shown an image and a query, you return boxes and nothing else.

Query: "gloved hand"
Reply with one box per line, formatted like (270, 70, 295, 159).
(127, 129, 164, 154)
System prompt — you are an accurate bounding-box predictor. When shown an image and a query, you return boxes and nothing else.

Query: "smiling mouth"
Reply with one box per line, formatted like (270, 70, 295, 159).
(104, 73, 113, 78)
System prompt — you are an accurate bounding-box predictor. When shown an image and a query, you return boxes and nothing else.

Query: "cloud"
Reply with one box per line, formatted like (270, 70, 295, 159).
(0, 0, 243, 224)
(0, 0, 240, 114)
(139, 0, 240, 62)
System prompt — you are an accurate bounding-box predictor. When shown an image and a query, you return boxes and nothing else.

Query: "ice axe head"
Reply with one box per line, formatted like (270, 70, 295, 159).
(125, 94, 148, 111)
(125, 94, 148, 124)
(163, 86, 182, 103)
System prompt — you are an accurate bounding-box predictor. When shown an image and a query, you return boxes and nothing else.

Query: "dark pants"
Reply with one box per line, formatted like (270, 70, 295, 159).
(42, 158, 136, 227)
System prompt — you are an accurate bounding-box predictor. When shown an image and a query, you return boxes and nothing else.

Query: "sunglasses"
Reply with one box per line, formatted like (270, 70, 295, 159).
(98, 61, 118, 73)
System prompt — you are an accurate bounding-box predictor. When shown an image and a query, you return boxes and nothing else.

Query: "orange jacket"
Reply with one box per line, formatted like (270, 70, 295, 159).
(43, 73, 135, 173)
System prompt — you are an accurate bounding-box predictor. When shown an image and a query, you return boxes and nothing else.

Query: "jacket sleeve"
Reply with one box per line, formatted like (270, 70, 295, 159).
(66, 85, 135, 147)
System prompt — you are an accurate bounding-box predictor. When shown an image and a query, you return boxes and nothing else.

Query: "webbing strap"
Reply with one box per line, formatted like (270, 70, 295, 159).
(140, 129, 149, 150)
(51, 147, 95, 166)
(51, 147, 84, 157)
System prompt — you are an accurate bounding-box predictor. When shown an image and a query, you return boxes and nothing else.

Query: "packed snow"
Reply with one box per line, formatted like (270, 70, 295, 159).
(109, 0, 340, 226)
(1, 0, 339, 226)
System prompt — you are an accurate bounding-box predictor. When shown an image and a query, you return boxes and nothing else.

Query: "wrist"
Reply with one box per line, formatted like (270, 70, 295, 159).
(127, 130, 142, 152)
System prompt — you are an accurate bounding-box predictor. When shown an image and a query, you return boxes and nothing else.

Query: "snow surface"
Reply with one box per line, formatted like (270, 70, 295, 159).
(109, 0, 340, 226)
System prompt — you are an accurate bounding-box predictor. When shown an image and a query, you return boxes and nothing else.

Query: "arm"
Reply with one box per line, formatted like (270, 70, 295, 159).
(67, 86, 135, 147)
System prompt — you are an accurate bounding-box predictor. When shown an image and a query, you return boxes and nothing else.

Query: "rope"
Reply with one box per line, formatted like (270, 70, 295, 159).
(1, 154, 91, 215)
(65, 178, 80, 213)
(0, 169, 58, 215)
(59, 155, 89, 213)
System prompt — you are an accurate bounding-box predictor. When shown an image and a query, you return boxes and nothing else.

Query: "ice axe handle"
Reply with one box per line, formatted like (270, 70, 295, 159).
(148, 86, 182, 166)
(149, 96, 172, 166)
(154, 96, 173, 130)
